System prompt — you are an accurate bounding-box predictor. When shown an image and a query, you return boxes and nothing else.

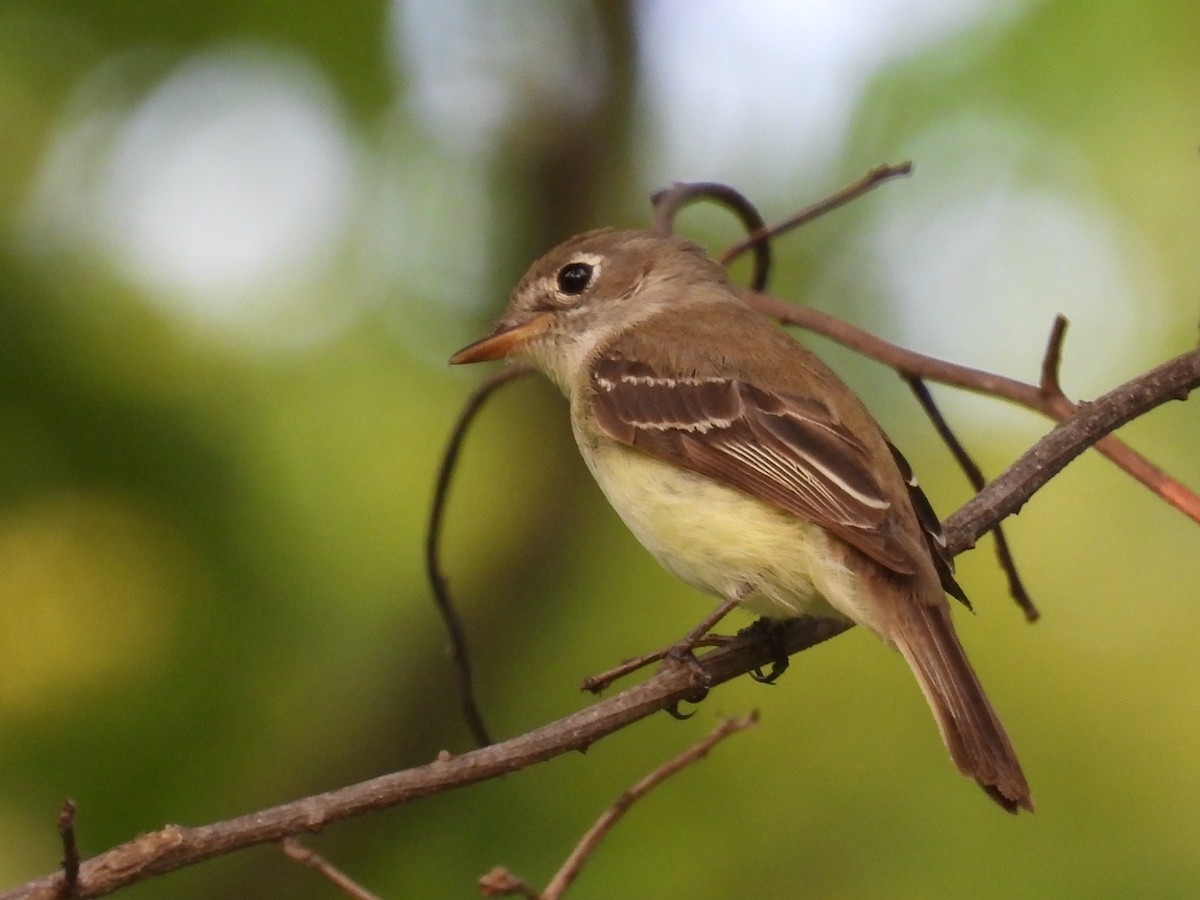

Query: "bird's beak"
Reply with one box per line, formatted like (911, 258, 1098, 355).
(449, 312, 553, 365)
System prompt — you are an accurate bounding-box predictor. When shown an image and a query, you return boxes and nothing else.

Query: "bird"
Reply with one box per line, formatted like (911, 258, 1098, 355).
(450, 227, 1032, 813)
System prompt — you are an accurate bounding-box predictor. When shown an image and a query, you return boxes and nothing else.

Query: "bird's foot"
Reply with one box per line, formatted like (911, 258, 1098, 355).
(740, 617, 791, 684)
(664, 640, 713, 689)
(580, 596, 742, 695)
(579, 633, 731, 695)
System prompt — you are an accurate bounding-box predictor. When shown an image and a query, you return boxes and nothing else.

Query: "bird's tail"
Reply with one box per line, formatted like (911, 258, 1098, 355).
(891, 599, 1033, 813)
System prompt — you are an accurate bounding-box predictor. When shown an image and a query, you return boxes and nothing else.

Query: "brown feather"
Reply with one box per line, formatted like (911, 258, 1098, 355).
(590, 354, 917, 575)
(887, 441, 971, 609)
(874, 564, 1032, 811)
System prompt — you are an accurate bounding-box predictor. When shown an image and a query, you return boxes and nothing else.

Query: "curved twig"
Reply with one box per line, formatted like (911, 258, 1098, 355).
(426, 363, 537, 748)
(650, 182, 772, 291)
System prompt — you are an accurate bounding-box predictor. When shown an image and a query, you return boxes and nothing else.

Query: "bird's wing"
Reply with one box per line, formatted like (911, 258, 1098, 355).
(886, 441, 970, 607)
(589, 354, 918, 576)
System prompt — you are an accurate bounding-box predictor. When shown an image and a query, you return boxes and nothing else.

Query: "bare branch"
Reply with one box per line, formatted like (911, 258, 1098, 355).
(0, 621, 847, 900)
(57, 800, 79, 898)
(905, 377, 1038, 621)
(742, 291, 1200, 524)
(540, 713, 758, 900)
(718, 161, 912, 268)
(280, 838, 382, 900)
(944, 346, 1200, 551)
(1039, 315, 1070, 397)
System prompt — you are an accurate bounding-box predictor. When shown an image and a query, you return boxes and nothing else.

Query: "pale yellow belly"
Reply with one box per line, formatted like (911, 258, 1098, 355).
(580, 435, 874, 627)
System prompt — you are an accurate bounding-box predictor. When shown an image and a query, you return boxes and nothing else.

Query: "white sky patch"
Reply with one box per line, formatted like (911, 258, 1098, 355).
(23, 45, 360, 349)
(635, 0, 1019, 188)
(347, 128, 503, 367)
(857, 118, 1168, 406)
(355, 138, 492, 315)
(389, 0, 607, 154)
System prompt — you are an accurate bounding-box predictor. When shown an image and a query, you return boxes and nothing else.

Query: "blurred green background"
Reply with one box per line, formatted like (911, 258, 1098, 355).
(2, 1, 1199, 897)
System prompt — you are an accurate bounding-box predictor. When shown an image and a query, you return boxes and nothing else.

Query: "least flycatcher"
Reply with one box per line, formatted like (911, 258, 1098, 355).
(450, 228, 1031, 813)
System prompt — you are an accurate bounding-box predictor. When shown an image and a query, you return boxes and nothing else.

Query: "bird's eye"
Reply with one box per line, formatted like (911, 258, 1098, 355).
(556, 261, 593, 295)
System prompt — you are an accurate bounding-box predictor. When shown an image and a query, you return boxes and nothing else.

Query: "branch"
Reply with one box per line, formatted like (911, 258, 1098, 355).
(0, 621, 847, 900)
(280, 838, 382, 900)
(944, 346, 1200, 549)
(741, 292, 1200, 523)
(482, 713, 759, 899)
(905, 376, 1038, 620)
(4, 349, 1195, 900)
(717, 161, 912, 268)
(650, 182, 771, 290)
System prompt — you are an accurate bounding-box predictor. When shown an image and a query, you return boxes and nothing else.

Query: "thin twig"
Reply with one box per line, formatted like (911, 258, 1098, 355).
(478, 867, 539, 898)
(580, 595, 744, 695)
(579, 635, 731, 695)
(743, 292, 1200, 524)
(1039, 315, 1070, 397)
(280, 838, 383, 900)
(650, 182, 772, 291)
(944, 347, 1200, 549)
(56, 800, 79, 898)
(539, 713, 759, 900)
(718, 161, 912, 268)
(905, 377, 1039, 621)
(427, 362, 536, 748)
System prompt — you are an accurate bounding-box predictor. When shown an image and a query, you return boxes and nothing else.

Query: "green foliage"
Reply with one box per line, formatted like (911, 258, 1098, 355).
(1, 1, 1198, 897)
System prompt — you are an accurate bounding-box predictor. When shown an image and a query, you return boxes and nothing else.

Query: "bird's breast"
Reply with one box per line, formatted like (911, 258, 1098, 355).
(575, 427, 876, 627)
